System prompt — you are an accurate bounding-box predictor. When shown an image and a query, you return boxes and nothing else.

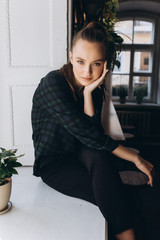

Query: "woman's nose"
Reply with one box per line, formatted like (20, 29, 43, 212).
(84, 64, 92, 74)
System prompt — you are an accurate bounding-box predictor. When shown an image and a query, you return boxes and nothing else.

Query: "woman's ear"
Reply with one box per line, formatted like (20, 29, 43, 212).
(69, 51, 73, 64)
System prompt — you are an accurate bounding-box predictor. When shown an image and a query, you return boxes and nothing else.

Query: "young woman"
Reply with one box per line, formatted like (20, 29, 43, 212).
(31, 22, 154, 240)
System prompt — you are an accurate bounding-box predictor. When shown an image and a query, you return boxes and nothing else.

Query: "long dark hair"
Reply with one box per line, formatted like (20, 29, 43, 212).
(60, 21, 109, 100)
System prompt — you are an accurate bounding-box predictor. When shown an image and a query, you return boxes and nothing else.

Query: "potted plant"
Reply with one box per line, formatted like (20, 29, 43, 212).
(0, 147, 23, 214)
(134, 85, 147, 104)
(117, 85, 128, 103)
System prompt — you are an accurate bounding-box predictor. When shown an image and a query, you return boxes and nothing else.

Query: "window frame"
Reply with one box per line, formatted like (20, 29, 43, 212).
(112, 12, 159, 104)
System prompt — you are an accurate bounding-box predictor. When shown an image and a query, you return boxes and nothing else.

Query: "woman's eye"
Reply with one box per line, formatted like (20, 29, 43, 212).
(93, 62, 101, 66)
(77, 60, 84, 65)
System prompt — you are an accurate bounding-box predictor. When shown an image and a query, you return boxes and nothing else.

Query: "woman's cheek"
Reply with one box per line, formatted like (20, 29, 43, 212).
(98, 68, 104, 78)
(94, 72, 101, 80)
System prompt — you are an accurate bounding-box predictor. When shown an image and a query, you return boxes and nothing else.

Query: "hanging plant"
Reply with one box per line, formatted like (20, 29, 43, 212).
(102, 0, 124, 70)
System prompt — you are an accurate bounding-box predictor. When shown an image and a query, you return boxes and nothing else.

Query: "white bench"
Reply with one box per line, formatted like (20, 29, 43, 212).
(0, 167, 107, 240)
(1, 98, 124, 240)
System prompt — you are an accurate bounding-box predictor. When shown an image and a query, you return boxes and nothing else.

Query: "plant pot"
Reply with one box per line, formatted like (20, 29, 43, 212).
(119, 96, 126, 104)
(136, 96, 143, 104)
(0, 178, 12, 212)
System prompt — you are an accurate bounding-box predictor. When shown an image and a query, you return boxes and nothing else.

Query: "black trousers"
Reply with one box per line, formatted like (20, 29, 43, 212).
(40, 144, 141, 235)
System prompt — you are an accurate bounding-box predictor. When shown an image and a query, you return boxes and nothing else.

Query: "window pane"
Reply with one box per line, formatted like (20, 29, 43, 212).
(133, 20, 154, 44)
(134, 51, 152, 72)
(133, 76, 151, 98)
(114, 20, 133, 44)
(112, 75, 129, 96)
(113, 51, 131, 73)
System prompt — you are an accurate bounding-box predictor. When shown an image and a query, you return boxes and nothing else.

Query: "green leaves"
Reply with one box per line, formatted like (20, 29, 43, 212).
(0, 147, 24, 186)
(111, 32, 123, 44)
(102, 1, 124, 71)
(114, 60, 121, 69)
(117, 85, 128, 97)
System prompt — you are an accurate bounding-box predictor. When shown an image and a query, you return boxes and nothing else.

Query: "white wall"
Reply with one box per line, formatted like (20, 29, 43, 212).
(0, 0, 68, 165)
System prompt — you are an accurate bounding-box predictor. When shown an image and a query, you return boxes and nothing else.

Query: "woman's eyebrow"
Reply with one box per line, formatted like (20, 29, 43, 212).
(76, 57, 104, 62)
(76, 57, 85, 60)
(93, 59, 104, 62)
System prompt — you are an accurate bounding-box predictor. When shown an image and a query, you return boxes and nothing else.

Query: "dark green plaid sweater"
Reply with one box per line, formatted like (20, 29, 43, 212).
(31, 70, 118, 176)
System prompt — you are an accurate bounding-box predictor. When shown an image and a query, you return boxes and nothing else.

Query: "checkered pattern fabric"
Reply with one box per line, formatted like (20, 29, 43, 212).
(31, 70, 118, 176)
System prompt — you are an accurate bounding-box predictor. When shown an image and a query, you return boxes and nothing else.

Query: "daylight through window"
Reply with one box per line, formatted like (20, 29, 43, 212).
(112, 18, 155, 102)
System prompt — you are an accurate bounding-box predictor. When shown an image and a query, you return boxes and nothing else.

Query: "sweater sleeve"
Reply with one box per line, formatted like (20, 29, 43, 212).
(84, 88, 105, 134)
(34, 71, 118, 152)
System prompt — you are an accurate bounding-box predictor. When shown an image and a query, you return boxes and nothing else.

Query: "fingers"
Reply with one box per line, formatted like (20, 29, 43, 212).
(147, 166, 155, 187)
(147, 172, 153, 186)
(102, 61, 108, 77)
(91, 63, 108, 88)
(103, 61, 107, 71)
(136, 157, 155, 187)
(98, 61, 108, 84)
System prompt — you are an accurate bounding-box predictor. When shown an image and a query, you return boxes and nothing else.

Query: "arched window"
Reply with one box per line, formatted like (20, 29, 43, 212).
(112, 16, 159, 103)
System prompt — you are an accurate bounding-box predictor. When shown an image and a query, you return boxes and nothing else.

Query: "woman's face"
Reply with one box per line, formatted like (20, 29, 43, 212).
(69, 39, 106, 87)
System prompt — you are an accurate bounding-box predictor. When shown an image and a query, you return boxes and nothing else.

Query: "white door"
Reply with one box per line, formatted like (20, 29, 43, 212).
(0, 0, 68, 165)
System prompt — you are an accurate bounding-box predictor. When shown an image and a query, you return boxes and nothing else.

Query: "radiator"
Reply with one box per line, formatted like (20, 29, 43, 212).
(116, 111, 151, 138)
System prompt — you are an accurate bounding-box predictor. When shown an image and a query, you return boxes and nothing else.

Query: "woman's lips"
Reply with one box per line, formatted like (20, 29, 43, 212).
(82, 77, 92, 81)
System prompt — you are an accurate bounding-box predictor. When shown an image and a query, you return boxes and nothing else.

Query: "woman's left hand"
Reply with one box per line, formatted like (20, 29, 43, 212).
(113, 145, 155, 187)
(135, 156, 155, 187)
